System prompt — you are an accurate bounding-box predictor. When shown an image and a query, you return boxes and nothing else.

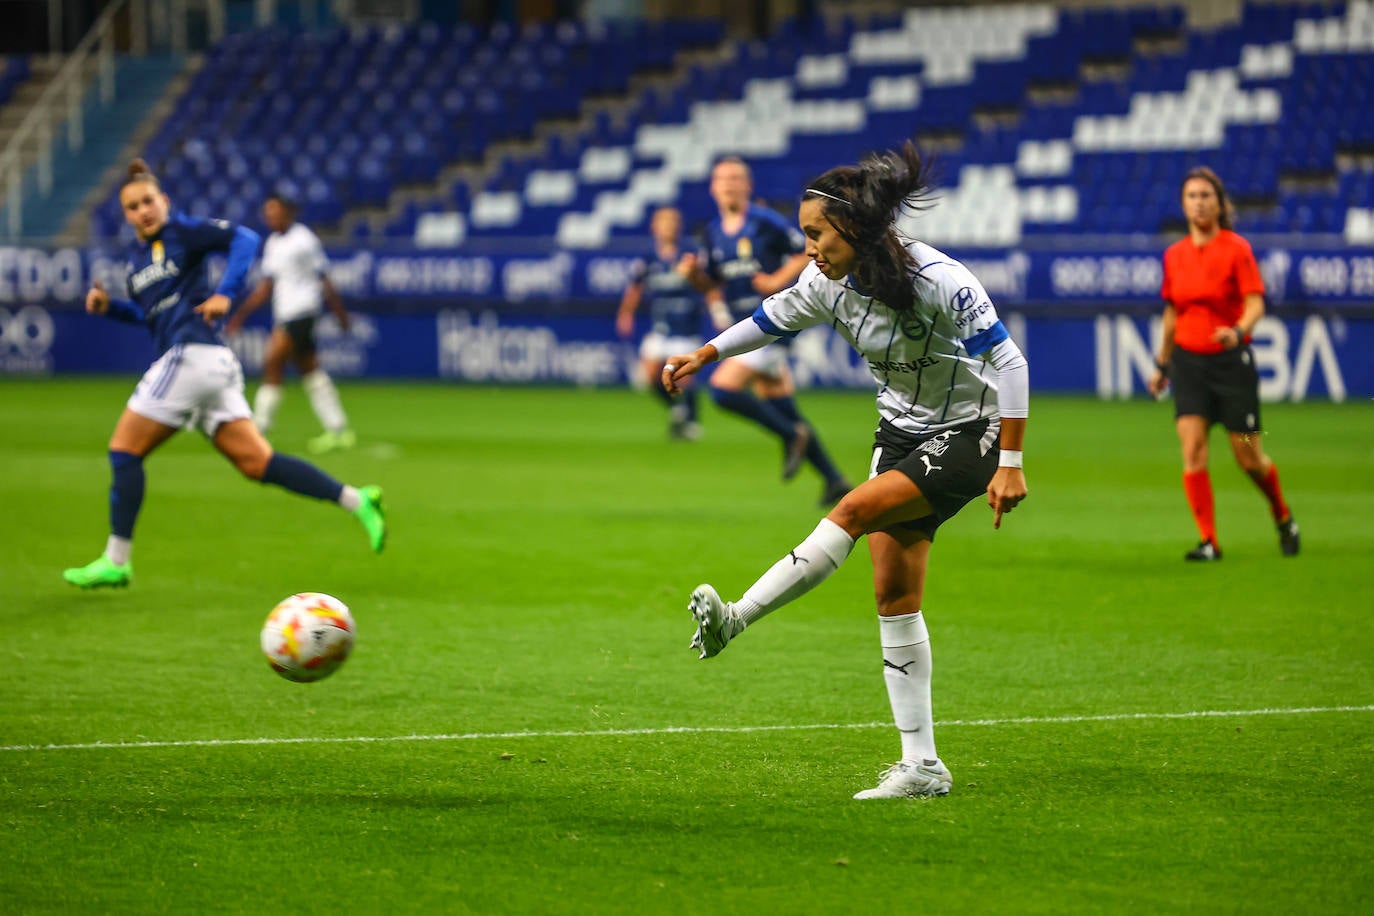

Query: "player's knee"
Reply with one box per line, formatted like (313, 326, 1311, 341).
(874, 588, 922, 616)
(708, 384, 734, 405)
(234, 450, 271, 480)
(827, 493, 874, 537)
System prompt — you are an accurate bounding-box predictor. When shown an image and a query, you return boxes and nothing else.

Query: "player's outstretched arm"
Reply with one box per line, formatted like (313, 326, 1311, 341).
(984, 335, 1029, 529)
(85, 280, 109, 315)
(88, 280, 145, 324)
(616, 281, 643, 339)
(322, 277, 350, 333)
(662, 344, 718, 396)
(225, 278, 272, 334)
(988, 416, 1027, 529)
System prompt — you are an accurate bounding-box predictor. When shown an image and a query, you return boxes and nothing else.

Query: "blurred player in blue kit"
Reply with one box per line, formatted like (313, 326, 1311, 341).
(62, 159, 386, 589)
(692, 156, 852, 506)
(616, 206, 729, 439)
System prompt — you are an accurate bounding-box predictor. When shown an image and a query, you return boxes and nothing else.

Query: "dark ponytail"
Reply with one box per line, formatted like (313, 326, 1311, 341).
(803, 141, 934, 313)
(124, 157, 160, 189)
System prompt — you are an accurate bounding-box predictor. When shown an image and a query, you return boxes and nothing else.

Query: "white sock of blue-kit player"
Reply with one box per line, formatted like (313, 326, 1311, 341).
(880, 611, 937, 763)
(105, 535, 132, 566)
(734, 518, 855, 627)
(304, 369, 348, 434)
(338, 485, 361, 512)
(253, 383, 282, 433)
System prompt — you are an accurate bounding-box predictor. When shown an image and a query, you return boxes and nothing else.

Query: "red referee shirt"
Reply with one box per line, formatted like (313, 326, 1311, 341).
(1161, 229, 1265, 354)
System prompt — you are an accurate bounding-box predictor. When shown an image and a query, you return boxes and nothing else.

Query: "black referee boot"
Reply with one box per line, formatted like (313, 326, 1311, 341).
(1185, 539, 1222, 561)
(1277, 517, 1300, 556)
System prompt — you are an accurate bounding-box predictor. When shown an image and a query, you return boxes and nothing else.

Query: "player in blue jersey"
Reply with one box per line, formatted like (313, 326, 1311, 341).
(696, 156, 851, 506)
(663, 142, 1029, 799)
(616, 206, 729, 440)
(62, 159, 386, 589)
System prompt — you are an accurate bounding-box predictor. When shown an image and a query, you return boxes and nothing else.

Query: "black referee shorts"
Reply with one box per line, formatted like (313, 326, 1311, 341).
(281, 316, 319, 357)
(870, 418, 1000, 540)
(1170, 346, 1261, 433)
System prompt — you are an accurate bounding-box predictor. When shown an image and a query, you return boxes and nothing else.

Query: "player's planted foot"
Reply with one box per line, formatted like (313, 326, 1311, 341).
(818, 477, 851, 509)
(354, 485, 387, 554)
(670, 418, 702, 441)
(781, 423, 812, 481)
(1184, 539, 1222, 561)
(62, 555, 132, 589)
(853, 759, 953, 799)
(1277, 516, 1300, 556)
(688, 583, 744, 659)
(309, 429, 356, 454)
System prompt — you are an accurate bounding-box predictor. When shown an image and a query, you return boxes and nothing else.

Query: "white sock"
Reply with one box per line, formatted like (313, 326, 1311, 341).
(338, 485, 361, 512)
(105, 535, 132, 566)
(879, 612, 937, 763)
(303, 369, 348, 434)
(735, 518, 855, 627)
(253, 384, 283, 433)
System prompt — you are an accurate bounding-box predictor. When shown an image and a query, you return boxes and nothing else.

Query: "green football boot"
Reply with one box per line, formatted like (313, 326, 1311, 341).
(63, 555, 132, 589)
(354, 485, 387, 554)
(308, 429, 357, 454)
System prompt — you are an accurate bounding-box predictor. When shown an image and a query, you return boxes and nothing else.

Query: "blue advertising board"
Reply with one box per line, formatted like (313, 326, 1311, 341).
(2, 242, 1374, 310)
(5, 304, 1365, 401)
(1, 242, 1369, 398)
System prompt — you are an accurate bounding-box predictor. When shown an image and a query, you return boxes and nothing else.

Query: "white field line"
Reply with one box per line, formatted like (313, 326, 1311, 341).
(2, 705, 1371, 753)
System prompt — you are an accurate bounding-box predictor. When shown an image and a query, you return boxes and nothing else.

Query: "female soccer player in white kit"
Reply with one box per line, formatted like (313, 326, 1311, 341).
(227, 193, 355, 453)
(663, 142, 1029, 799)
(63, 161, 386, 589)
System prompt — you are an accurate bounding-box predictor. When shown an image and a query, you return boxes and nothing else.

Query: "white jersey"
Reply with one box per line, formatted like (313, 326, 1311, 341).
(760, 240, 1013, 436)
(261, 222, 328, 323)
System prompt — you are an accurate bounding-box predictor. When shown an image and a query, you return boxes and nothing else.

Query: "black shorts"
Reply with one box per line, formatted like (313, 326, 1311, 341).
(1171, 346, 1261, 433)
(281, 316, 318, 357)
(870, 418, 1000, 540)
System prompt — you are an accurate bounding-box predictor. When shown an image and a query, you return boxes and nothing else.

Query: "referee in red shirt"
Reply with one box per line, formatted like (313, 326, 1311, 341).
(1148, 167, 1299, 561)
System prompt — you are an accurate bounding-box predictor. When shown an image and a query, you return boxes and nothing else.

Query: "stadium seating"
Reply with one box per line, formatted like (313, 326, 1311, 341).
(89, 2, 1374, 247)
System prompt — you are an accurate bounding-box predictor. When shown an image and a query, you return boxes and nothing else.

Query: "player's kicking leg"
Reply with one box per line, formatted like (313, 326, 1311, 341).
(687, 584, 745, 659)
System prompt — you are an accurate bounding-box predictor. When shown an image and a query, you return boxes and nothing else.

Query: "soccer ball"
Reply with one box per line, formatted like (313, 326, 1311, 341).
(260, 592, 356, 683)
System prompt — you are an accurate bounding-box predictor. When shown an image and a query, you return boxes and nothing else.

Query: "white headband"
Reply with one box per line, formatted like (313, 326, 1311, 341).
(804, 188, 850, 205)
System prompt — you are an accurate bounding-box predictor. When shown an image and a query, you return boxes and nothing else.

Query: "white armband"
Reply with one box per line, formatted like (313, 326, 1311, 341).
(998, 450, 1023, 468)
(707, 316, 778, 360)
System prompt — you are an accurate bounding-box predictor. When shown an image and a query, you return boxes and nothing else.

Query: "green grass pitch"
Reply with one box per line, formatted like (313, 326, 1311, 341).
(2, 378, 1371, 914)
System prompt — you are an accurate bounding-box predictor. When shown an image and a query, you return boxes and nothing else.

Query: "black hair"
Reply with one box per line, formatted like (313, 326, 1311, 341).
(266, 191, 299, 212)
(802, 141, 935, 313)
(1181, 165, 1234, 231)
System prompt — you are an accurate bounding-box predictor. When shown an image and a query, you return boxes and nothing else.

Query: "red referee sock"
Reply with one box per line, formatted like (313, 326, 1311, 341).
(1183, 469, 1217, 544)
(1253, 463, 1291, 522)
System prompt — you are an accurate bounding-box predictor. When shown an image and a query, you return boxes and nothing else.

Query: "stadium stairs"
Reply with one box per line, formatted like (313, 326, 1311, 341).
(3, 55, 187, 243)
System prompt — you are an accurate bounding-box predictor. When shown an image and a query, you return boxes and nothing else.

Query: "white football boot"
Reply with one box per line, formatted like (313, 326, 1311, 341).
(688, 584, 745, 659)
(853, 759, 953, 799)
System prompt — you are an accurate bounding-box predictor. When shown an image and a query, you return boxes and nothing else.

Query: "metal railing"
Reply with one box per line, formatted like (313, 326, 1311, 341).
(0, 0, 227, 241)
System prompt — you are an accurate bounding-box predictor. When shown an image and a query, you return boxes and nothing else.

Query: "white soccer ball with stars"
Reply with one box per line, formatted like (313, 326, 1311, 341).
(260, 592, 356, 683)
